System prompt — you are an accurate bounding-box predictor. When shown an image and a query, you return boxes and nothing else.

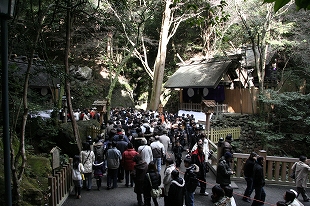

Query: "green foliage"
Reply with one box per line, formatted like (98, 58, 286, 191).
(253, 90, 310, 156)
(264, 0, 310, 12)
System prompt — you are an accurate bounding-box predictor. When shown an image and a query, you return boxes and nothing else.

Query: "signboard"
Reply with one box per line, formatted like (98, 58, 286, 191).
(50, 146, 61, 170)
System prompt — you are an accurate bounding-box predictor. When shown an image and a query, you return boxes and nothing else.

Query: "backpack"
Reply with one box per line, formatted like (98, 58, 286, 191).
(152, 148, 163, 158)
(94, 145, 104, 161)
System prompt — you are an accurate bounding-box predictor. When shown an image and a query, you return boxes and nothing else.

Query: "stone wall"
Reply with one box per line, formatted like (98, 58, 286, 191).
(210, 113, 262, 153)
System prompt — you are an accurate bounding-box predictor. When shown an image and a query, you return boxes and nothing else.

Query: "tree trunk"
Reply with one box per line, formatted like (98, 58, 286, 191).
(149, 0, 173, 110)
(65, 1, 82, 152)
(11, 3, 46, 203)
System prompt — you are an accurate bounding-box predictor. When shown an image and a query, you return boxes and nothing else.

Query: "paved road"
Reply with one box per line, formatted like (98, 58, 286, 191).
(64, 150, 310, 206)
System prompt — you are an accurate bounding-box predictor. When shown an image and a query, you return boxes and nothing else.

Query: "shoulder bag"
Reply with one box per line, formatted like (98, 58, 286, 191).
(147, 173, 162, 198)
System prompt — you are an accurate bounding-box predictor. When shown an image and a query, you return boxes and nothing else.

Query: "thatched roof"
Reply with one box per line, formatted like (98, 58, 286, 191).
(164, 60, 233, 89)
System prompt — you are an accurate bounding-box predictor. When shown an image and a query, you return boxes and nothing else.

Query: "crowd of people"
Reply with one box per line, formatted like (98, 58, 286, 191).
(70, 107, 310, 206)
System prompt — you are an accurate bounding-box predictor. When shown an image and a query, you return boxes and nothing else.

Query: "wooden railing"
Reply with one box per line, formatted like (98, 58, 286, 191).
(207, 145, 300, 186)
(179, 103, 228, 113)
(232, 151, 299, 185)
(208, 127, 241, 142)
(48, 159, 73, 206)
(87, 125, 101, 138)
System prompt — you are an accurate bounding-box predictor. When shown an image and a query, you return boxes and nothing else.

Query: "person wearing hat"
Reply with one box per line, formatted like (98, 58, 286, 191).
(222, 134, 233, 155)
(137, 138, 153, 164)
(216, 151, 235, 188)
(291, 155, 310, 202)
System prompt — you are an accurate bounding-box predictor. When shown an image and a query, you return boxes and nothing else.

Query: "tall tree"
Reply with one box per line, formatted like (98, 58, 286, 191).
(9, 1, 50, 204)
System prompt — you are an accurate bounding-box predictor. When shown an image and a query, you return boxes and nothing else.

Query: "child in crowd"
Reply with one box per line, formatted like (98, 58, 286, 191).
(93, 160, 106, 190)
(72, 155, 84, 199)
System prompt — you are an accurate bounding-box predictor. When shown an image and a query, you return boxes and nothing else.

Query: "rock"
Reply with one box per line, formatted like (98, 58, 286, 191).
(70, 65, 92, 80)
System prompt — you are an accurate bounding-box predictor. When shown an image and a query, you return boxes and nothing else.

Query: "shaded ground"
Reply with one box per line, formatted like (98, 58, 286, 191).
(63, 146, 310, 206)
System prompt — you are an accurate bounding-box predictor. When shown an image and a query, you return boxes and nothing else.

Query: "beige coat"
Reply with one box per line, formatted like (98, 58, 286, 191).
(292, 161, 310, 188)
(80, 150, 95, 173)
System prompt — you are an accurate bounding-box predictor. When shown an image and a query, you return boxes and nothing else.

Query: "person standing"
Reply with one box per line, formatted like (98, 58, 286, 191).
(116, 134, 128, 183)
(184, 156, 200, 206)
(92, 160, 105, 190)
(292, 155, 310, 202)
(138, 138, 153, 164)
(159, 129, 170, 165)
(72, 155, 84, 199)
(243, 152, 258, 202)
(251, 156, 266, 206)
(93, 137, 105, 163)
(167, 170, 185, 206)
(172, 140, 187, 168)
(106, 142, 122, 189)
(122, 143, 139, 187)
(150, 136, 165, 173)
(80, 142, 95, 191)
(191, 144, 209, 196)
(163, 158, 176, 206)
(132, 154, 148, 206)
(143, 161, 161, 206)
(216, 152, 235, 188)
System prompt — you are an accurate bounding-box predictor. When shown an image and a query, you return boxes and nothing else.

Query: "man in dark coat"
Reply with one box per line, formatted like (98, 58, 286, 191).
(251, 156, 266, 206)
(216, 152, 235, 188)
(243, 152, 257, 202)
(167, 170, 185, 206)
(132, 154, 148, 206)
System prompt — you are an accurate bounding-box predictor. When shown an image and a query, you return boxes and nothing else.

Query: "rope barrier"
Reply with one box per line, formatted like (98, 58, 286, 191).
(165, 151, 276, 206)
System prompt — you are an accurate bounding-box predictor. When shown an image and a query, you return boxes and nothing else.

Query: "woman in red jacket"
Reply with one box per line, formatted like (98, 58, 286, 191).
(122, 143, 139, 187)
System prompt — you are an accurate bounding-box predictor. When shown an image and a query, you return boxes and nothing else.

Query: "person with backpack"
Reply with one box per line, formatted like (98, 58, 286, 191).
(93, 160, 105, 190)
(93, 137, 105, 163)
(184, 156, 200, 206)
(72, 155, 84, 199)
(138, 138, 153, 164)
(150, 136, 165, 173)
(80, 142, 95, 191)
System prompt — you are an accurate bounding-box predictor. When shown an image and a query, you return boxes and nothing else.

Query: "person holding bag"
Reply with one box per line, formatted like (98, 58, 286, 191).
(72, 155, 84, 199)
(80, 142, 95, 191)
(143, 161, 161, 206)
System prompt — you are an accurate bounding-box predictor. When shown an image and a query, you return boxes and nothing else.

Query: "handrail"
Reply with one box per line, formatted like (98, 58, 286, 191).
(48, 158, 74, 206)
(207, 141, 301, 186)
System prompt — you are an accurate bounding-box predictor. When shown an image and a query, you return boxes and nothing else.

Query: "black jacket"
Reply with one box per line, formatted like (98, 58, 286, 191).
(216, 157, 233, 186)
(143, 170, 161, 196)
(167, 177, 185, 206)
(252, 162, 265, 188)
(243, 158, 256, 177)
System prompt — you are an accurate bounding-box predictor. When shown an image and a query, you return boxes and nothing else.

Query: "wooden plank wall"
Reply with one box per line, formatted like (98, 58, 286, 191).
(223, 87, 258, 114)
